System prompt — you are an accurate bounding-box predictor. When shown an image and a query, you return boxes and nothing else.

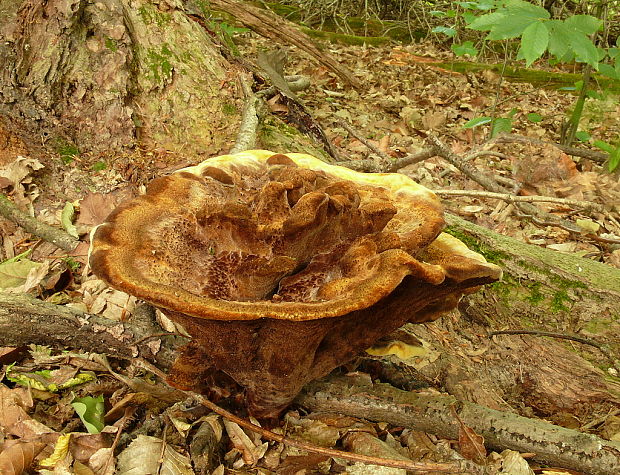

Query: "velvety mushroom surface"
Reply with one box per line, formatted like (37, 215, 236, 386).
(90, 150, 502, 417)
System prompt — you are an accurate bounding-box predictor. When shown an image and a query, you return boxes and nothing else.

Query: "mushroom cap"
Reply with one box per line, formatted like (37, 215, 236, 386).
(89, 150, 503, 418)
(90, 150, 478, 321)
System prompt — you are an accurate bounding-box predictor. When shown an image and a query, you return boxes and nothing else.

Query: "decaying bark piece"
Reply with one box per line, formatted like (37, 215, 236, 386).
(297, 375, 620, 475)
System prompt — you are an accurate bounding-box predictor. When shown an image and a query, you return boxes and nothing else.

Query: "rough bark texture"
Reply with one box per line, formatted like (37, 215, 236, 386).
(0, 0, 241, 156)
(296, 375, 620, 475)
(0, 293, 183, 369)
(445, 213, 620, 350)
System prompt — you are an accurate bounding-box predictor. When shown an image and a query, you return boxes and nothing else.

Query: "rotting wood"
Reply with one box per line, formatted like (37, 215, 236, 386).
(296, 375, 620, 475)
(0, 293, 183, 369)
(208, 0, 362, 88)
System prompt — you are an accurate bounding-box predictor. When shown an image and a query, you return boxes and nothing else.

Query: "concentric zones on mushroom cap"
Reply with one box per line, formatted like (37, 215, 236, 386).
(90, 151, 450, 321)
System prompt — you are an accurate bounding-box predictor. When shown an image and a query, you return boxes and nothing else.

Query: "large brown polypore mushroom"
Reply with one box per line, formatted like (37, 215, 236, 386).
(90, 150, 502, 418)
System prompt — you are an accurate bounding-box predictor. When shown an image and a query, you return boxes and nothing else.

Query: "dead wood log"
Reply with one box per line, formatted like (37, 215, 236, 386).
(296, 375, 620, 475)
(445, 213, 620, 354)
(0, 293, 183, 369)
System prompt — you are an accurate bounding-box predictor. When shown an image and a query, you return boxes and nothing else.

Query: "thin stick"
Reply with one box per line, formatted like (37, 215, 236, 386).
(433, 189, 606, 213)
(0, 194, 78, 252)
(493, 134, 607, 165)
(338, 120, 392, 170)
(133, 358, 469, 473)
(193, 393, 469, 473)
(426, 135, 505, 193)
(490, 330, 620, 372)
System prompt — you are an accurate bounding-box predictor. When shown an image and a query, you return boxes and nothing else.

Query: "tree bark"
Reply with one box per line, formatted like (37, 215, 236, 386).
(0, 292, 184, 369)
(296, 375, 620, 475)
(0, 0, 241, 156)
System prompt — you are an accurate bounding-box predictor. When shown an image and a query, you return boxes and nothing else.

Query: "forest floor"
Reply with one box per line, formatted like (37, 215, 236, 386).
(1, 23, 620, 475)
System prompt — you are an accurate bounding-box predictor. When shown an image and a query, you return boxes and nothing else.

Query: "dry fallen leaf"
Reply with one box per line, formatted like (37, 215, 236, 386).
(0, 440, 46, 474)
(116, 435, 193, 475)
(77, 193, 118, 227)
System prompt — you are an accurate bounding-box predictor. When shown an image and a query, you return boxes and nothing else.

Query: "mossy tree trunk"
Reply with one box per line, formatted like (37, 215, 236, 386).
(0, 0, 242, 157)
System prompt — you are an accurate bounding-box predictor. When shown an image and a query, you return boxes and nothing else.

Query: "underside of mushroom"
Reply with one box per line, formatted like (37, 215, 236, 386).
(90, 150, 502, 418)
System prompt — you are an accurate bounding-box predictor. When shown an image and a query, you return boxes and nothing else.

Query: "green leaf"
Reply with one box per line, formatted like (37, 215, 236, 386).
(430, 10, 447, 17)
(463, 116, 492, 128)
(608, 148, 620, 172)
(471, 0, 496, 10)
(547, 20, 571, 59)
(491, 117, 513, 137)
(462, 11, 477, 23)
(452, 41, 479, 56)
(0, 259, 44, 289)
(568, 33, 599, 68)
(467, 12, 506, 31)
(61, 202, 79, 238)
(564, 15, 602, 35)
(457, 2, 479, 9)
(575, 131, 591, 142)
(518, 21, 549, 66)
(432, 26, 457, 37)
(598, 63, 619, 79)
(484, 0, 549, 40)
(593, 140, 615, 153)
(72, 394, 105, 434)
(526, 113, 543, 122)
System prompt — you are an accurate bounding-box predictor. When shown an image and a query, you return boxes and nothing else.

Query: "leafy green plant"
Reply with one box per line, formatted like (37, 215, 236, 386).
(463, 107, 517, 137)
(593, 139, 620, 172)
(433, 0, 619, 167)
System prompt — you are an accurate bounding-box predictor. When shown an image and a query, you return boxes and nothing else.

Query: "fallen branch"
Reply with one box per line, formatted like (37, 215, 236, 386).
(0, 293, 183, 370)
(209, 0, 361, 88)
(296, 375, 620, 475)
(434, 189, 607, 213)
(256, 75, 311, 98)
(229, 73, 259, 154)
(493, 133, 608, 165)
(192, 392, 478, 473)
(0, 194, 78, 251)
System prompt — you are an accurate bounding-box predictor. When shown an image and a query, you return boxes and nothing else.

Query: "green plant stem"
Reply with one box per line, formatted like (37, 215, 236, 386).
(487, 40, 510, 141)
(561, 66, 592, 146)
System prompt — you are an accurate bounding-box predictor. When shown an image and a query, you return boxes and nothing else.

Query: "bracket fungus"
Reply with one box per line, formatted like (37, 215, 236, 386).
(90, 150, 502, 418)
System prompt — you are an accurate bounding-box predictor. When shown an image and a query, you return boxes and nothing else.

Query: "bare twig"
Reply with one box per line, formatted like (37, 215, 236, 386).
(426, 135, 506, 193)
(433, 189, 606, 213)
(464, 150, 508, 161)
(0, 194, 78, 252)
(338, 120, 392, 170)
(256, 75, 311, 98)
(489, 330, 620, 373)
(387, 147, 438, 172)
(493, 134, 608, 165)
